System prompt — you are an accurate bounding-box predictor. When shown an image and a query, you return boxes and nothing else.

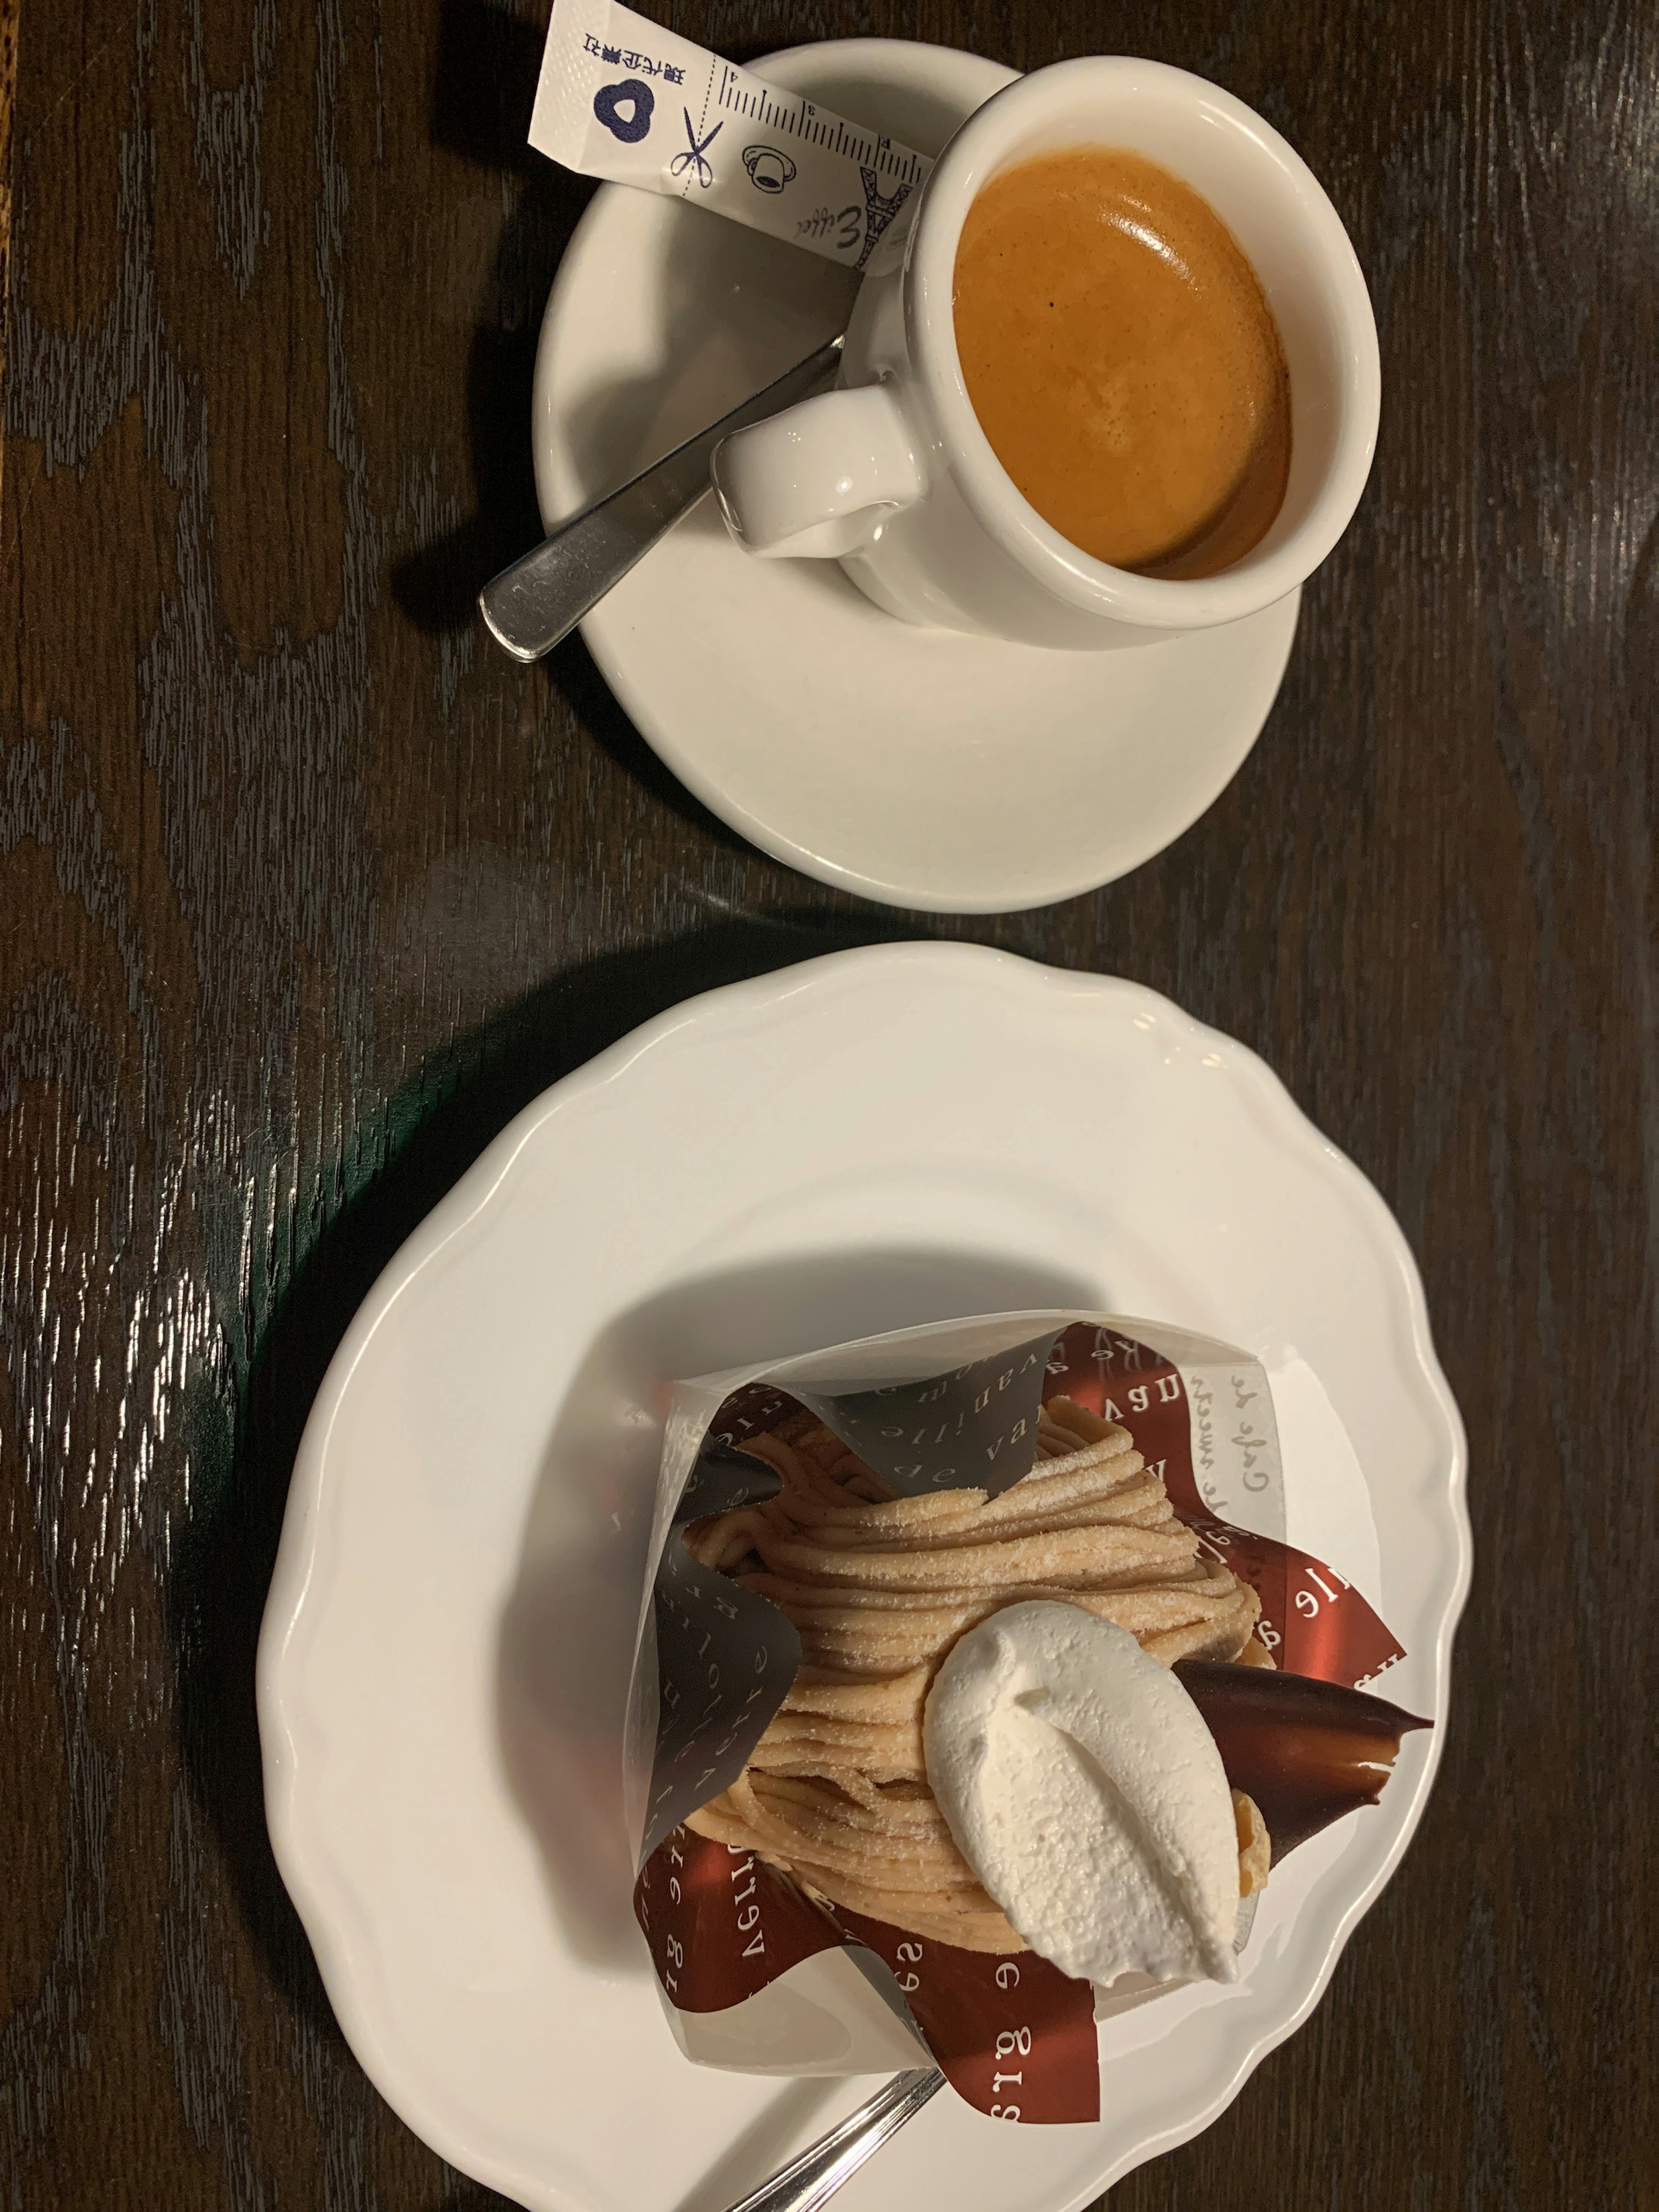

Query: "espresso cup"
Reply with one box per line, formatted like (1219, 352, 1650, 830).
(709, 57, 1380, 651)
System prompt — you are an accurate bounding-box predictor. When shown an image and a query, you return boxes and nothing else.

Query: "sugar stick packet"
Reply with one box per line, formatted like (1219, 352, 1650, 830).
(528, 0, 932, 269)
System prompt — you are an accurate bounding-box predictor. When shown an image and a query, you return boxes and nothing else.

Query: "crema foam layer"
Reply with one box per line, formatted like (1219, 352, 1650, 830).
(953, 146, 1291, 578)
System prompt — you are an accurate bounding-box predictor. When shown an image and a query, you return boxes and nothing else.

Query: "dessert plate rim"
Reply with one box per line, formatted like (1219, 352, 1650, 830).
(258, 942, 1470, 2212)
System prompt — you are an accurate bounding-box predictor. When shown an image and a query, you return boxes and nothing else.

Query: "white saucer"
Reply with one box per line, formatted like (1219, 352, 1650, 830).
(260, 944, 1469, 2212)
(531, 40, 1300, 915)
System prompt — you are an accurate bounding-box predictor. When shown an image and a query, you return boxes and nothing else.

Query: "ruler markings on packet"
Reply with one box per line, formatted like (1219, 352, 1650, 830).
(531, 0, 934, 270)
(710, 63, 928, 185)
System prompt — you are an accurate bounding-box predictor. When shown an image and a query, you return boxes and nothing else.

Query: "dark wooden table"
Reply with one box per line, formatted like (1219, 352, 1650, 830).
(4, 0, 1655, 2205)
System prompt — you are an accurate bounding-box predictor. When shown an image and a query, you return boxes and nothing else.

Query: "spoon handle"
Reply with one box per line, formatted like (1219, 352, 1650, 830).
(477, 335, 844, 662)
(722, 2068, 945, 2212)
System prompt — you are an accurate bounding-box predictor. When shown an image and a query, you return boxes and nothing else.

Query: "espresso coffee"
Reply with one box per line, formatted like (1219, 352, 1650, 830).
(952, 147, 1291, 578)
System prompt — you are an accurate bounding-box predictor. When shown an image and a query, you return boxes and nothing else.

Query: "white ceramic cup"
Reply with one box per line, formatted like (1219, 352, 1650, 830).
(709, 57, 1381, 651)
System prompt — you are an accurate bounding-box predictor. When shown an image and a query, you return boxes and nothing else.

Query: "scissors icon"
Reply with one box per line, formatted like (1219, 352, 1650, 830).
(669, 108, 724, 188)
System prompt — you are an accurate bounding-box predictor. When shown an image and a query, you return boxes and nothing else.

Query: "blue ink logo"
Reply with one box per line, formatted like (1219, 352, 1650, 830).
(593, 78, 655, 143)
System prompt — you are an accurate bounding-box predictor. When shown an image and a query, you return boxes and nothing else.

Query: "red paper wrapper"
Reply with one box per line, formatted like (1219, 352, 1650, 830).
(629, 1313, 1418, 2123)
(636, 1831, 1100, 2121)
(1043, 1324, 1407, 1690)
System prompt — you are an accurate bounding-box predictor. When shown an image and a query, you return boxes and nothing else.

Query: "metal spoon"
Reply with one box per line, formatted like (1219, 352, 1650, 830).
(477, 334, 844, 662)
(722, 2068, 944, 2212)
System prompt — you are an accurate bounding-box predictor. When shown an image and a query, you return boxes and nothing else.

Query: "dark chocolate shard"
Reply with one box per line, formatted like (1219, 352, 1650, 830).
(1175, 1661, 1430, 1862)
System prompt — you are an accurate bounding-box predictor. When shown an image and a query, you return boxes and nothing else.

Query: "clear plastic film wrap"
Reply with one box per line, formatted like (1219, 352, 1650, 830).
(624, 1312, 1421, 2122)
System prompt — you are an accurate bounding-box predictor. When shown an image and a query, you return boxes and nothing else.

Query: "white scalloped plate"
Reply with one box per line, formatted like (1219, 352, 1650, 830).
(258, 944, 1469, 2212)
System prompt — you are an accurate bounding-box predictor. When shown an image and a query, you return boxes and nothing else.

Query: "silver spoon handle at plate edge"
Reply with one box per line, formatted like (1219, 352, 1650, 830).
(477, 334, 844, 662)
(722, 2068, 944, 2212)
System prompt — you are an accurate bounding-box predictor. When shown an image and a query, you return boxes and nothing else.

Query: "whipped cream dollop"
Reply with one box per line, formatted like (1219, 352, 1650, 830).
(923, 1602, 1241, 1988)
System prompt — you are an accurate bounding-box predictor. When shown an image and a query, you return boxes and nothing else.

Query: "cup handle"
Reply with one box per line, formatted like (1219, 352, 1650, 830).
(710, 383, 927, 558)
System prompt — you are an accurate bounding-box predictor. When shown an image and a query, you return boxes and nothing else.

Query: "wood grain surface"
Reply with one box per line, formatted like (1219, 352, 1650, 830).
(2, 0, 1654, 2205)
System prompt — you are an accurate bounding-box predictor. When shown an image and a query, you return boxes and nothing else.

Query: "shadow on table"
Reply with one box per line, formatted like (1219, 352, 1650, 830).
(165, 914, 925, 2057)
(388, 2, 988, 867)
(388, 0, 967, 642)
(550, 625, 752, 852)
(387, 0, 773, 855)
(391, 0, 595, 639)
(499, 1244, 1096, 1973)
